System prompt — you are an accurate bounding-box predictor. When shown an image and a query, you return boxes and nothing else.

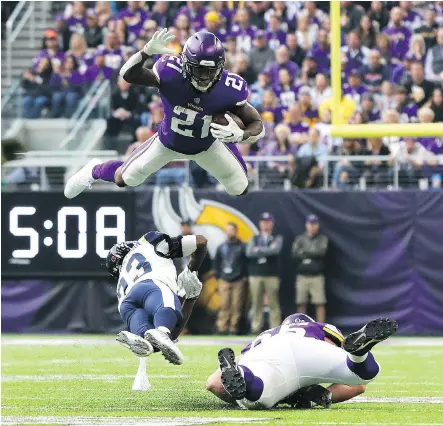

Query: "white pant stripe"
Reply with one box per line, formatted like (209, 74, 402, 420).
(154, 280, 175, 309)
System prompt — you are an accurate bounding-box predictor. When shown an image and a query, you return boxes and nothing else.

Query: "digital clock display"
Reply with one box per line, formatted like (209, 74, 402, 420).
(1, 192, 135, 277)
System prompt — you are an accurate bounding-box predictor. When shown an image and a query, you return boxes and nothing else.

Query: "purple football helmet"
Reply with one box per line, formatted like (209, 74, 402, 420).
(282, 313, 315, 326)
(182, 31, 225, 92)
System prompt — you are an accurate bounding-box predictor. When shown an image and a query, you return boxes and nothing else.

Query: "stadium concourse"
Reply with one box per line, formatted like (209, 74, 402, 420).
(1, 1, 443, 425)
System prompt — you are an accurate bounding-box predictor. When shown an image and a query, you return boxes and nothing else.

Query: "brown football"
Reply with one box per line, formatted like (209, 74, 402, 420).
(212, 112, 245, 129)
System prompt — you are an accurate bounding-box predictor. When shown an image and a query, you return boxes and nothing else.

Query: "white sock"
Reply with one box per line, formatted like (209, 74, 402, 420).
(158, 326, 171, 334)
(349, 353, 368, 363)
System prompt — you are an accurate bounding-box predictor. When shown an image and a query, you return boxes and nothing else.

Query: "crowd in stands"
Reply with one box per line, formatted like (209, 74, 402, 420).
(21, 1, 443, 189)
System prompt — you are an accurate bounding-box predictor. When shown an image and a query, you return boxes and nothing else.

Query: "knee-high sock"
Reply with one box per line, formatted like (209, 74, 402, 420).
(153, 307, 178, 332)
(346, 352, 380, 380)
(238, 365, 264, 402)
(92, 160, 123, 182)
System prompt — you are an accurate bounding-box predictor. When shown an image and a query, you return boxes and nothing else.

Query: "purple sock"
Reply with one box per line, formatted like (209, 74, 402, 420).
(92, 160, 123, 182)
(346, 352, 380, 380)
(239, 365, 264, 402)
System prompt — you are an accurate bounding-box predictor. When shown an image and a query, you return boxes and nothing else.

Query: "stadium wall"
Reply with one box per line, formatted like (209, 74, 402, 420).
(2, 189, 443, 335)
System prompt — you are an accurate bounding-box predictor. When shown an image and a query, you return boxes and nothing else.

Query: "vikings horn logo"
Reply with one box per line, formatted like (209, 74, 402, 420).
(152, 187, 258, 310)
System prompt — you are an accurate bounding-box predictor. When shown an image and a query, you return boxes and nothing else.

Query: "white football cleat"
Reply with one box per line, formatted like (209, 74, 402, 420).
(144, 329, 184, 365)
(116, 331, 154, 357)
(64, 158, 102, 199)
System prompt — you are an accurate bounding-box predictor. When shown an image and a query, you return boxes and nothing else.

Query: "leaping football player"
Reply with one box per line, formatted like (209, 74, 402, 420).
(64, 29, 265, 199)
(206, 314, 398, 409)
(105, 230, 207, 365)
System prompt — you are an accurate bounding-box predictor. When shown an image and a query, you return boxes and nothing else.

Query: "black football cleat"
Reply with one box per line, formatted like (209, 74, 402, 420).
(343, 318, 398, 356)
(283, 385, 332, 409)
(218, 348, 246, 400)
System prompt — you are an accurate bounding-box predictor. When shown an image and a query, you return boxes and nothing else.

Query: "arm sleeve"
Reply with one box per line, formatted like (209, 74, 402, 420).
(291, 237, 304, 259)
(181, 235, 197, 257)
(245, 237, 261, 258)
(253, 235, 283, 256)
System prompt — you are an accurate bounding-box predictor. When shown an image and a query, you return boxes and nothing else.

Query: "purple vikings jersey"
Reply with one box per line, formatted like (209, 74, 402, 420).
(152, 55, 248, 155)
(33, 50, 65, 71)
(230, 25, 257, 53)
(95, 46, 124, 69)
(242, 321, 344, 354)
(64, 15, 87, 34)
(383, 25, 412, 60)
(266, 30, 287, 50)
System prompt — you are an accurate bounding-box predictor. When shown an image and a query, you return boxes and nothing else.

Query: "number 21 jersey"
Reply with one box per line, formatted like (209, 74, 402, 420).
(152, 55, 248, 155)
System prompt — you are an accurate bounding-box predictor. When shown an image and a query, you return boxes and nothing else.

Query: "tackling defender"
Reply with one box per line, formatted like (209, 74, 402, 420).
(64, 29, 265, 199)
(105, 230, 207, 365)
(206, 314, 398, 409)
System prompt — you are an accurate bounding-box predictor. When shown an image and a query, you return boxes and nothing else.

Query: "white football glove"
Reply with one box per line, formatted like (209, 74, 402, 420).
(210, 114, 244, 143)
(143, 28, 176, 56)
(177, 267, 202, 299)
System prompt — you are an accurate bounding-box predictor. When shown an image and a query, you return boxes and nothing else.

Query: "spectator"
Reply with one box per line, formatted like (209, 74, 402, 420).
(22, 58, 53, 119)
(224, 36, 239, 71)
(292, 214, 328, 323)
(435, 2, 443, 26)
(405, 61, 435, 108)
(360, 93, 381, 122)
(54, 14, 72, 52)
(96, 32, 124, 70)
(64, 1, 87, 35)
(265, 45, 298, 84)
(66, 33, 93, 74)
(286, 33, 306, 68)
(308, 30, 330, 75)
(415, 9, 438, 50)
(428, 87, 443, 122)
(357, 15, 377, 49)
(375, 33, 392, 65)
(363, 138, 391, 187)
(319, 94, 357, 125)
(175, 14, 192, 45)
(83, 53, 115, 86)
(210, 1, 234, 29)
(298, 86, 319, 127)
(246, 212, 283, 334)
(84, 10, 103, 48)
(377, 81, 396, 111)
(266, 13, 287, 50)
(416, 107, 443, 154)
(341, 31, 370, 76)
(260, 90, 284, 124)
(368, 1, 390, 31)
(231, 8, 257, 53)
(425, 27, 443, 84)
(33, 29, 65, 71)
(247, 1, 268, 30)
(382, 109, 402, 153)
(394, 86, 418, 123)
(310, 74, 332, 109)
(105, 77, 141, 142)
(232, 54, 256, 85)
(340, 1, 364, 33)
(298, 54, 319, 87)
(399, 1, 423, 32)
(383, 7, 412, 63)
(296, 127, 328, 188)
(202, 11, 227, 43)
(118, 1, 149, 45)
(264, 0, 296, 32)
(390, 137, 438, 187)
(361, 49, 391, 93)
(332, 138, 361, 189)
(50, 55, 84, 118)
(95, 1, 112, 28)
(125, 126, 154, 158)
(177, 1, 207, 32)
(302, 1, 326, 29)
(250, 72, 272, 108)
(214, 223, 248, 335)
(248, 31, 275, 78)
(287, 103, 310, 146)
(273, 69, 297, 109)
(343, 69, 369, 104)
(407, 34, 426, 63)
(296, 14, 317, 51)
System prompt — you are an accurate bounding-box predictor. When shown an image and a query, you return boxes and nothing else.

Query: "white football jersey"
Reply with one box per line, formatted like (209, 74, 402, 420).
(116, 235, 197, 309)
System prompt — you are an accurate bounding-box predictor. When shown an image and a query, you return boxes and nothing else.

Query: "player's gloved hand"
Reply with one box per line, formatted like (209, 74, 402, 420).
(143, 28, 176, 56)
(177, 267, 202, 299)
(210, 114, 244, 143)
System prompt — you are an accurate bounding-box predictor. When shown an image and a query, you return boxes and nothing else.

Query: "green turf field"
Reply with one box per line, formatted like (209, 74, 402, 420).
(2, 335, 443, 425)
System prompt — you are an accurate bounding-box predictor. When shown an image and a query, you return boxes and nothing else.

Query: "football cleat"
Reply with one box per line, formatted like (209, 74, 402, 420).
(64, 158, 101, 199)
(116, 331, 154, 357)
(289, 385, 332, 409)
(144, 329, 184, 365)
(218, 348, 246, 400)
(343, 318, 398, 356)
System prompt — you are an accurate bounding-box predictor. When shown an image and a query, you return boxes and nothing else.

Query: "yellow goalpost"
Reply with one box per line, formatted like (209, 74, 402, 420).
(329, 1, 443, 137)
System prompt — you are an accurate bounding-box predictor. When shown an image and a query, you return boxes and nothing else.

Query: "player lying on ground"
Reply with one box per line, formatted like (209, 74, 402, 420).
(105, 230, 207, 365)
(64, 29, 264, 199)
(206, 314, 398, 409)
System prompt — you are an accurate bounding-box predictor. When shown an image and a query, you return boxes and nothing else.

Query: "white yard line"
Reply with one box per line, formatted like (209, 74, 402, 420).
(2, 374, 189, 382)
(346, 396, 443, 404)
